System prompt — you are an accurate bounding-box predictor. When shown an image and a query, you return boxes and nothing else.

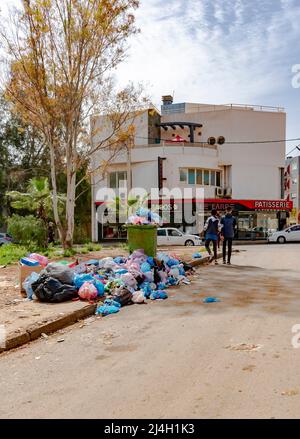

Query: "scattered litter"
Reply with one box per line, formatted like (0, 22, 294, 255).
(35, 356, 41, 360)
(226, 343, 263, 352)
(57, 338, 65, 343)
(203, 297, 220, 303)
(41, 333, 49, 339)
(281, 389, 299, 397)
(193, 252, 202, 259)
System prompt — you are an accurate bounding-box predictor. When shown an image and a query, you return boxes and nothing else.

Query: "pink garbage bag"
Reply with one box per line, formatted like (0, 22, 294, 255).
(78, 282, 98, 300)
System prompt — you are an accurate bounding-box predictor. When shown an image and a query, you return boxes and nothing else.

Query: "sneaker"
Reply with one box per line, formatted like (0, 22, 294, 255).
(227, 261, 231, 265)
(223, 260, 226, 264)
(215, 260, 219, 265)
(208, 255, 214, 262)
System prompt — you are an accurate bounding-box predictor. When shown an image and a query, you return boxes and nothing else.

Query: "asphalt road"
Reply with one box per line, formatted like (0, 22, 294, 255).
(1, 244, 300, 419)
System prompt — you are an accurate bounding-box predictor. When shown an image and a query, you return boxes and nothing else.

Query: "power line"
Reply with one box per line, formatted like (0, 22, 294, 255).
(133, 135, 300, 145)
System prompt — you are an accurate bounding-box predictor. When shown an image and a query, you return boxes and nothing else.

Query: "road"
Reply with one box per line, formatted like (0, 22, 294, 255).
(1, 244, 300, 419)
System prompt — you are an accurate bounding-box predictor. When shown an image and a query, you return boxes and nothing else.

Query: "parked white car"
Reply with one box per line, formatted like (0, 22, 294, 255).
(157, 228, 202, 246)
(268, 225, 300, 243)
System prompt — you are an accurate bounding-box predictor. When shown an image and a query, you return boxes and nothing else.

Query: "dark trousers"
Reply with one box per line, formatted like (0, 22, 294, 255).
(205, 239, 218, 260)
(223, 238, 233, 262)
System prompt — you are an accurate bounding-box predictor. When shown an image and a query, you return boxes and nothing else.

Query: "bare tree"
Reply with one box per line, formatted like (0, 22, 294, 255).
(0, 0, 147, 248)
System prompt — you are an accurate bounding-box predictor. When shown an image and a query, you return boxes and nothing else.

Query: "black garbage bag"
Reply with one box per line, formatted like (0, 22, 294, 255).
(111, 286, 133, 307)
(32, 274, 78, 303)
(43, 263, 74, 285)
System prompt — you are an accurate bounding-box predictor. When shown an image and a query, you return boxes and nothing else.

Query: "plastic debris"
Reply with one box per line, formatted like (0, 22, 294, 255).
(150, 290, 168, 300)
(193, 252, 202, 259)
(23, 272, 40, 300)
(29, 253, 49, 267)
(203, 297, 220, 303)
(78, 282, 98, 300)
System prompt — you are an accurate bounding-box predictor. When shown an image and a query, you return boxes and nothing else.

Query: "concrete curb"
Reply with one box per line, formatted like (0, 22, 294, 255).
(0, 303, 97, 354)
(1, 250, 239, 354)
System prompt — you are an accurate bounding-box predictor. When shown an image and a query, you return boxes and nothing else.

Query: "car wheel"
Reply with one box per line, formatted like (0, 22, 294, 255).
(277, 236, 286, 244)
(185, 240, 195, 246)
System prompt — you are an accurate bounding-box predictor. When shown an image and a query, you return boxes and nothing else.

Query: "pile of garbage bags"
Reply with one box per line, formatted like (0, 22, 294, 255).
(126, 207, 162, 226)
(21, 249, 195, 317)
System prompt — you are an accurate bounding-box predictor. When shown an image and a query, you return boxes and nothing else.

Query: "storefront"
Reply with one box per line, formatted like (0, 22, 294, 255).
(95, 198, 293, 241)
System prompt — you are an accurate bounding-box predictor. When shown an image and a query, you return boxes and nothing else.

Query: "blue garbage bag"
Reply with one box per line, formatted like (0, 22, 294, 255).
(167, 258, 180, 267)
(146, 256, 155, 267)
(114, 256, 126, 264)
(141, 262, 151, 273)
(74, 273, 94, 289)
(150, 290, 168, 300)
(95, 304, 120, 316)
(193, 252, 202, 259)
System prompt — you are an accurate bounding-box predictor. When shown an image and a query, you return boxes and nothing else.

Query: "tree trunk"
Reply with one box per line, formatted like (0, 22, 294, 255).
(64, 169, 76, 248)
(49, 139, 65, 242)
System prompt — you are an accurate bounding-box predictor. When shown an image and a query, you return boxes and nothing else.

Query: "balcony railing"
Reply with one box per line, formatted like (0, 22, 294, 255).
(134, 141, 218, 150)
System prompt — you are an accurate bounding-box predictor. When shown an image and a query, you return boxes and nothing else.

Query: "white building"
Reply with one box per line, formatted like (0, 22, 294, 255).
(285, 155, 300, 224)
(91, 98, 292, 241)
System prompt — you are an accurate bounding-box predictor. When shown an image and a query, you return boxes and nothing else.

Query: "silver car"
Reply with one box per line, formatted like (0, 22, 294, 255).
(0, 233, 13, 246)
(268, 225, 300, 243)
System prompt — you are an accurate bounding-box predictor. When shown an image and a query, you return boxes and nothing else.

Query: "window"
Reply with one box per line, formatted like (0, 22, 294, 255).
(196, 170, 202, 185)
(181, 168, 222, 186)
(157, 229, 167, 236)
(168, 229, 181, 237)
(188, 169, 195, 184)
(180, 169, 187, 182)
(109, 171, 127, 188)
(204, 170, 210, 185)
(290, 226, 300, 231)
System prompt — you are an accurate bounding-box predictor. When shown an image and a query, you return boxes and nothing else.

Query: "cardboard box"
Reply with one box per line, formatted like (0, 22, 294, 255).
(19, 263, 43, 297)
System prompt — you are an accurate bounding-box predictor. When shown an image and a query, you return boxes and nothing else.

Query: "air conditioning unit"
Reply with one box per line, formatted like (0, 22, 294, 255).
(224, 187, 232, 198)
(216, 187, 224, 197)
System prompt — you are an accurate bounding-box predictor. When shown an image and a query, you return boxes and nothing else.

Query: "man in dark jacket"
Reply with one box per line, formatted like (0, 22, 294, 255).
(220, 206, 237, 265)
(204, 209, 221, 264)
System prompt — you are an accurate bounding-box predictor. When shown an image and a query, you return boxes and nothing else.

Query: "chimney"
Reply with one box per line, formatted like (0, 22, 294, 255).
(162, 95, 173, 106)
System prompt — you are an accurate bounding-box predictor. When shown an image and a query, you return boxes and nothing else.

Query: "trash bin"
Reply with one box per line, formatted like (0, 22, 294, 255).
(126, 225, 157, 257)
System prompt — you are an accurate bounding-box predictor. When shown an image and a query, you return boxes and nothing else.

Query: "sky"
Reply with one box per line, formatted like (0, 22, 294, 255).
(2, 0, 300, 155)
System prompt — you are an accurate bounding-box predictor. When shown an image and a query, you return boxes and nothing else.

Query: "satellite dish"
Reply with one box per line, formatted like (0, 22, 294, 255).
(217, 136, 225, 145)
(207, 137, 216, 145)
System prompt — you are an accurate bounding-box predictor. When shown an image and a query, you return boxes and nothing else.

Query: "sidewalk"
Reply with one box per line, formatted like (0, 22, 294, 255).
(0, 246, 215, 353)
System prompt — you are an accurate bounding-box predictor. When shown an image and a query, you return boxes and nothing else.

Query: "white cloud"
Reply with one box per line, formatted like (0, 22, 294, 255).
(115, 0, 300, 108)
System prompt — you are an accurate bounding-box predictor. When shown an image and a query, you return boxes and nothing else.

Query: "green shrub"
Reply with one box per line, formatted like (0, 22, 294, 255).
(7, 214, 47, 247)
(63, 248, 77, 257)
(87, 243, 102, 252)
(0, 244, 29, 265)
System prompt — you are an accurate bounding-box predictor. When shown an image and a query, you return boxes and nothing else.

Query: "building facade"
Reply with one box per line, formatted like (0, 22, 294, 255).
(285, 155, 300, 224)
(91, 98, 291, 241)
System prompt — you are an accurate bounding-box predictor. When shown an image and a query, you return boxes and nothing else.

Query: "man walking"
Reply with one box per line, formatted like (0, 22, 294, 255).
(204, 209, 221, 264)
(220, 206, 237, 265)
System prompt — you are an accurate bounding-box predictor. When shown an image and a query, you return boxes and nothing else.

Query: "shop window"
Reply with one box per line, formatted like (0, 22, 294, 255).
(188, 169, 195, 184)
(196, 170, 202, 185)
(204, 170, 210, 185)
(180, 169, 187, 182)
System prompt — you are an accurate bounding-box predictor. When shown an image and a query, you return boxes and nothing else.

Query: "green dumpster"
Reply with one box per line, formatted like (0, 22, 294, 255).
(126, 224, 157, 257)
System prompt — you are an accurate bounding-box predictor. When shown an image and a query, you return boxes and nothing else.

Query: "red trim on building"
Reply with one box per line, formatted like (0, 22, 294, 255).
(95, 199, 293, 211)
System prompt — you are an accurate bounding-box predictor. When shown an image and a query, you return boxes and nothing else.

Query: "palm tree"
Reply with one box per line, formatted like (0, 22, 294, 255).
(6, 177, 65, 244)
